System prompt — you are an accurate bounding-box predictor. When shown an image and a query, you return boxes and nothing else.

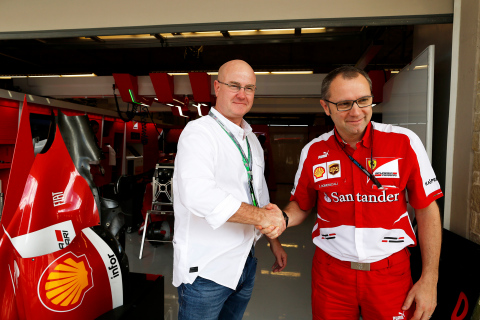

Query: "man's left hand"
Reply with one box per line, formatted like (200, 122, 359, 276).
(268, 238, 287, 273)
(402, 275, 437, 320)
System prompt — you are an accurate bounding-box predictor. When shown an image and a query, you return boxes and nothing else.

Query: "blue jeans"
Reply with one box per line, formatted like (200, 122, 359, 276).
(177, 251, 257, 320)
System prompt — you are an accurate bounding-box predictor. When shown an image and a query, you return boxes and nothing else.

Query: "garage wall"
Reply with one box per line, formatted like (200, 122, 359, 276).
(445, 0, 480, 240)
(0, 0, 453, 35)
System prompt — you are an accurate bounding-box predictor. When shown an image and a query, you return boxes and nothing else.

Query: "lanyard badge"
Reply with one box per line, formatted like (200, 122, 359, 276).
(209, 111, 259, 207)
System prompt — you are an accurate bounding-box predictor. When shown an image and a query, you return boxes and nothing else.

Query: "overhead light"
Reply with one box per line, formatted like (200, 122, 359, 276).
(194, 31, 221, 36)
(413, 65, 428, 70)
(301, 27, 326, 34)
(228, 30, 257, 33)
(82, 34, 151, 41)
(270, 71, 313, 75)
(28, 75, 61, 78)
(207, 72, 218, 75)
(391, 70, 400, 74)
(60, 73, 96, 77)
(167, 72, 189, 76)
(161, 31, 221, 38)
(1, 75, 27, 79)
(254, 71, 270, 75)
(259, 28, 295, 32)
(257, 28, 295, 35)
(173, 98, 185, 105)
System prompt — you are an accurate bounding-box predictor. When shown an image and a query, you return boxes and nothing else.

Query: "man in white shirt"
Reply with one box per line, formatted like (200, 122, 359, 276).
(173, 59, 287, 320)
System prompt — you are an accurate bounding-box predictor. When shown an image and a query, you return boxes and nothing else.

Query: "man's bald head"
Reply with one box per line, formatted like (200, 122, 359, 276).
(214, 59, 256, 126)
(218, 60, 256, 83)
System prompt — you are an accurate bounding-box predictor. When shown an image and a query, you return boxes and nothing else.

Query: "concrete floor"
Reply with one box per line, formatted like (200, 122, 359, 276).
(125, 184, 317, 320)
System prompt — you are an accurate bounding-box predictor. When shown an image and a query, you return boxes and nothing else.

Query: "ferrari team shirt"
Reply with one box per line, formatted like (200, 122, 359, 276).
(291, 121, 443, 263)
(172, 107, 268, 290)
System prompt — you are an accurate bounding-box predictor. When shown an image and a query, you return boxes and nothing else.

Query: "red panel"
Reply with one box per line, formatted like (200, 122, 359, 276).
(368, 70, 391, 104)
(149, 73, 174, 103)
(166, 129, 183, 143)
(200, 106, 211, 116)
(88, 114, 102, 120)
(0, 106, 19, 142)
(0, 98, 19, 109)
(142, 124, 161, 173)
(1, 96, 35, 239)
(28, 103, 53, 115)
(126, 120, 142, 144)
(113, 73, 138, 103)
(188, 72, 211, 103)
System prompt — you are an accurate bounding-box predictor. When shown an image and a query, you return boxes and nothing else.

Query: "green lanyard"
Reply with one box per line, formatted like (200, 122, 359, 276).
(209, 110, 259, 207)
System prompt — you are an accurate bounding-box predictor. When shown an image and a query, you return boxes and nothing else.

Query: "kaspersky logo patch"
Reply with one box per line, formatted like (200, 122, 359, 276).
(366, 158, 400, 180)
(38, 252, 93, 312)
(313, 161, 341, 182)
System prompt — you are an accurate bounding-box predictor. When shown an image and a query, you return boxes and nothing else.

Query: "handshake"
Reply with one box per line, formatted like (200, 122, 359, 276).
(255, 203, 287, 239)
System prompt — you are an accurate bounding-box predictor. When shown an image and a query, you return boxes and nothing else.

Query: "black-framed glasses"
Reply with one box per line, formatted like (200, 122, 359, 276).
(324, 95, 374, 112)
(217, 80, 256, 94)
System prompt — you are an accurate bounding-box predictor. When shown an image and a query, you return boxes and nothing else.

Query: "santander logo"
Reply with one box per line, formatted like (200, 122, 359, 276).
(38, 252, 93, 312)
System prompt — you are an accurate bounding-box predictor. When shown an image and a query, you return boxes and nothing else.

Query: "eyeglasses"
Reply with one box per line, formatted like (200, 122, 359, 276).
(217, 80, 256, 94)
(324, 95, 374, 112)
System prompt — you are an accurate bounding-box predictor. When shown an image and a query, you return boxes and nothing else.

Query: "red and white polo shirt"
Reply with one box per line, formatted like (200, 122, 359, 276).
(291, 121, 443, 263)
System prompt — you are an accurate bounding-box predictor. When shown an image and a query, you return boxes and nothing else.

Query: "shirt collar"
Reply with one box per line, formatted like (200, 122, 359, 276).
(211, 107, 252, 140)
(334, 121, 372, 149)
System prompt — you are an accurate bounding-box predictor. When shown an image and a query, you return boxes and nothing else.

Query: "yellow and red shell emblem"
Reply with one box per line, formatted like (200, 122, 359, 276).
(314, 167, 325, 179)
(38, 252, 93, 312)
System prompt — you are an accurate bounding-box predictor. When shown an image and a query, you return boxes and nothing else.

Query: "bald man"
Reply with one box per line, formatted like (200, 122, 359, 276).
(172, 60, 287, 320)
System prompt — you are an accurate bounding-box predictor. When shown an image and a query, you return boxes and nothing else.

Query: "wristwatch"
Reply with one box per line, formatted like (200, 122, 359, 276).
(282, 211, 289, 228)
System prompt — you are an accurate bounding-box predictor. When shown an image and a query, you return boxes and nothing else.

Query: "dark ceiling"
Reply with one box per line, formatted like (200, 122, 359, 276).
(0, 25, 414, 77)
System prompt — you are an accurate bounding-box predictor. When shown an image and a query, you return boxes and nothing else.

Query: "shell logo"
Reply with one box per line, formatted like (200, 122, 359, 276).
(314, 167, 325, 179)
(38, 252, 93, 312)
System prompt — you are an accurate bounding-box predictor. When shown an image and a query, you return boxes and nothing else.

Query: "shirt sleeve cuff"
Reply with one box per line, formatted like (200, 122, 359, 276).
(205, 194, 242, 230)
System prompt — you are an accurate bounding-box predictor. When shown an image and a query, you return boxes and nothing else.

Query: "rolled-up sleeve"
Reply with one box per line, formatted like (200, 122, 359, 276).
(174, 122, 242, 229)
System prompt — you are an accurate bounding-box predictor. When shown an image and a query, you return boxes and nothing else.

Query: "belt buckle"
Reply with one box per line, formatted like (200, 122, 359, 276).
(350, 262, 370, 271)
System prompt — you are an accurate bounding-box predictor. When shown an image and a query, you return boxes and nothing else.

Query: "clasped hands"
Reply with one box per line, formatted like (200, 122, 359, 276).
(255, 203, 286, 239)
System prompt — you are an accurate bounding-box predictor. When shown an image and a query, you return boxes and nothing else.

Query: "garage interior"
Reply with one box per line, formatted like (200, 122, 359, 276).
(2, 14, 479, 319)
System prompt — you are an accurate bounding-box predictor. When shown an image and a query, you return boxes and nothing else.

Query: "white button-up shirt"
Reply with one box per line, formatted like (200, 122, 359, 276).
(172, 108, 269, 290)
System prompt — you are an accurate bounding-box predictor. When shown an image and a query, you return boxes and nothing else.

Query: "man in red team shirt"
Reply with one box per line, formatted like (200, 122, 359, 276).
(264, 66, 442, 320)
